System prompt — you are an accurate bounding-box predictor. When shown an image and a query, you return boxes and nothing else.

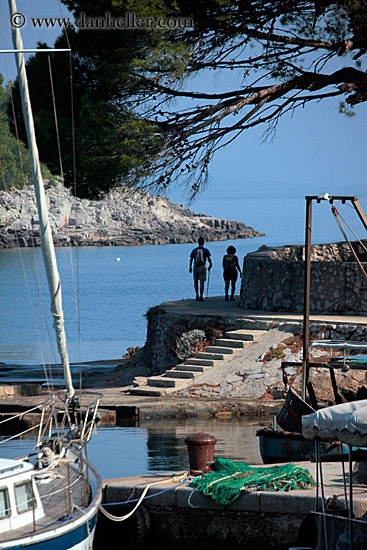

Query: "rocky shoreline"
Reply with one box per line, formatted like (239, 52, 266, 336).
(0, 182, 263, 248)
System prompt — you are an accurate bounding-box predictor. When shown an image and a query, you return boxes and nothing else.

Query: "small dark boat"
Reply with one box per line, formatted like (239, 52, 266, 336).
(257, 388, 345, 464)
(257, 426, 344, 464)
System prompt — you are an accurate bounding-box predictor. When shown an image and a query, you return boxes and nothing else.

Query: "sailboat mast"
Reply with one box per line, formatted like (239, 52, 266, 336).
(8, 0, 75, 399)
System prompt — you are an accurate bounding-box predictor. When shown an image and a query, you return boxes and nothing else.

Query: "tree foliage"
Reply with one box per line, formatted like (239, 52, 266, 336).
(123, 0, 367, 196)
(10, 0, 164, 198)
(0, 75, 52, 191)
(9, 1, 367, 198)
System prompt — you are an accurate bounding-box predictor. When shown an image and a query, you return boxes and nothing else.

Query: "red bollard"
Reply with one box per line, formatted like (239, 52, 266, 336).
(185, 432, 217, 476)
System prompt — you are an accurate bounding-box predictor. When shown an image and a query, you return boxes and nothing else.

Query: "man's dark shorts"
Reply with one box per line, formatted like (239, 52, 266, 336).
(193, 265, 207, 281)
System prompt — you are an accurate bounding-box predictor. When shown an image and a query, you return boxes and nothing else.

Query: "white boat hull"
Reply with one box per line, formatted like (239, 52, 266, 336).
(1, 505, 98, 550)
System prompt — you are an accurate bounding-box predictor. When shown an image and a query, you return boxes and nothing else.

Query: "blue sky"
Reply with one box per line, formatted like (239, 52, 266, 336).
(1, 0, 366, 232)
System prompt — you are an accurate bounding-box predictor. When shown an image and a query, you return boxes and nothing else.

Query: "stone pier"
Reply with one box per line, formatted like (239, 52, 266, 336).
(96, 461, 367, 550)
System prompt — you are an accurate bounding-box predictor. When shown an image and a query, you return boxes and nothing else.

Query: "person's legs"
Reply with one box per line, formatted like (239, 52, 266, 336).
(230, 279, 236, 300)
(196, 266, 206, 301)
(224, 280, 230, 300)
(199, 280, 205, 300)
(194, 279, 199, 300)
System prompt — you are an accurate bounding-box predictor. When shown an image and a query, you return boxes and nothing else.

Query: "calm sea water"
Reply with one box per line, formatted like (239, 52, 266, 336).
(0, 182, 366, 374)
(0, 417, 265, 477)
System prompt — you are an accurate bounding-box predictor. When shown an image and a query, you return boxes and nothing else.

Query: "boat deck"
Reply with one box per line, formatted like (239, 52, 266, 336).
(0, 460, 89, 544)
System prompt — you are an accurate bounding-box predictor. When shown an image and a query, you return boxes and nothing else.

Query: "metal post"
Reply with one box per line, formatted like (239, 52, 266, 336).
(32, 483, 36, 532)
(341, 443, 348, 506)
(349, 446, 354, 550)
(85, 443, 91, 498)
(301, 197, 312, 400)
(318, 443, 328, 548)
(352, 199, 367, 233)
(79, 448, 88, 506)
(67, 463, 72, 516)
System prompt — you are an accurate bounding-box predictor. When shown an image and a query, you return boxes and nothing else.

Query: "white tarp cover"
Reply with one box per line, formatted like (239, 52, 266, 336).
(302, 399, 367, 447)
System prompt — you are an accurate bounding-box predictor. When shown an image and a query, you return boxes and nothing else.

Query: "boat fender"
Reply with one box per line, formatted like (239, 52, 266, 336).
(93, 504, 151, 550)
(296, 513, 318, 549)
(37, 447, 55, 469)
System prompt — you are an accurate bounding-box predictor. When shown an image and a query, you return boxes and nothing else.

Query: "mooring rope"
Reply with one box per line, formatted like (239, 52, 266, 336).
(99, 472, 190, 522)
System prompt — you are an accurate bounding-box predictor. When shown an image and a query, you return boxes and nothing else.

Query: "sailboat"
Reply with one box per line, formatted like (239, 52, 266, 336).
(0, 1, 102, 548)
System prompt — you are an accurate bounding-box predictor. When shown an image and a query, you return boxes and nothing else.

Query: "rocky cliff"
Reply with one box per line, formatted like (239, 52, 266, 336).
(0, 182, 263, 248)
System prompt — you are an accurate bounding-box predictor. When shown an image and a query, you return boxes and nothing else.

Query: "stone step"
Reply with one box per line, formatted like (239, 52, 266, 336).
(215, 338, 245, 349)
(164, 370, 196, 379)
(129, 387, 165, 396)
(195, 352, 224, 360)
(178, 365, 211, 373)
(184, 358, 215, 367)
(226, 329, 267, 341)
(130, 383, 188, 396)
(147, 376, 177, 388)
(205, 346, 234, 354)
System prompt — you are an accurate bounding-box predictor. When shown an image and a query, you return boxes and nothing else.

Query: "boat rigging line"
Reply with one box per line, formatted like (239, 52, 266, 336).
(45, 45, 83, 389)
(331, 205, 367, 282)
(7, 0, 74, 398)
(47, 55, 64, 183)
(0, 21, 61, 389)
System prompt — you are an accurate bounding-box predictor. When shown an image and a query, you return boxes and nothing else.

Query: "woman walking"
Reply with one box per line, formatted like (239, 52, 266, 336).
(222, 245, 242, 301)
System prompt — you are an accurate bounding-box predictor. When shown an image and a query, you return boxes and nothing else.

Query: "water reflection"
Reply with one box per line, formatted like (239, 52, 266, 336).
(142, 417, 265, 473)
(0, 417, 269, 480)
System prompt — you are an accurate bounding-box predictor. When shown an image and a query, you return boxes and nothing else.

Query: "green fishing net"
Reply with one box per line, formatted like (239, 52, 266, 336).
(190, 458, 316, 505)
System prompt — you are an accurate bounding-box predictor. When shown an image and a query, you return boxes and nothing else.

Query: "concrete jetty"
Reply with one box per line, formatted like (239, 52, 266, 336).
(1, 307, 367, 423)
(97, 461, 367, 550)
(1, 303, 367, 437)
(157, 298, 367, 324)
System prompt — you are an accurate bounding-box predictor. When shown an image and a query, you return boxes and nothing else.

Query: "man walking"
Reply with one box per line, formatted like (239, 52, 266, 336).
(189, 237, 212, 301)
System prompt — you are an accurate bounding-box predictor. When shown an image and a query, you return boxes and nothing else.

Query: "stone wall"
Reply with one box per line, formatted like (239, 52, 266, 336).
(240, 241, 367, 314)
(97, 496, 306, 550)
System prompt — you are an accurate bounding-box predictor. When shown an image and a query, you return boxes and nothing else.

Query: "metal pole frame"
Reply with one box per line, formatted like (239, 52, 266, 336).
(301, 197, 312, 400)
(301, 194, 366, 401)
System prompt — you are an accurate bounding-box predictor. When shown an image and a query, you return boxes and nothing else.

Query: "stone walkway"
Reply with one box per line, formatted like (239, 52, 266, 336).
(1, 299, 366, 415)
(159, 296, 367, 325)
